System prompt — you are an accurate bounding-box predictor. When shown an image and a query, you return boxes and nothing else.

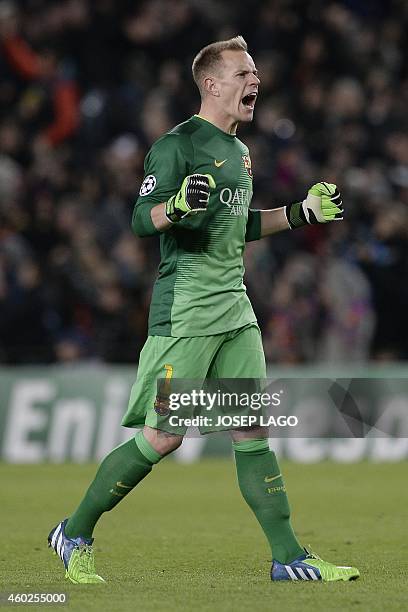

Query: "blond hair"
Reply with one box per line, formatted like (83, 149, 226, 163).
(192, 36, 248, 95)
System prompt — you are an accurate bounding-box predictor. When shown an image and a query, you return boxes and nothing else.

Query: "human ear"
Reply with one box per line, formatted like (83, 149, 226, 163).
(204, 77, 220, 97)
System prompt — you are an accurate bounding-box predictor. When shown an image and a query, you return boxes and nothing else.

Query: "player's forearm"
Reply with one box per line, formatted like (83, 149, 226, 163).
(259, 207, 290, 237)
(132, 201, 167, 237)
(259, 183, 344, 238)
(151, 203, 173, 231)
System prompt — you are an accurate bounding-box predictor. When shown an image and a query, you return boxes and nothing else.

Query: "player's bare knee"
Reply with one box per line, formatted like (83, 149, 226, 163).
(230, 425, 269, 442)
(143, 425, 183, 455)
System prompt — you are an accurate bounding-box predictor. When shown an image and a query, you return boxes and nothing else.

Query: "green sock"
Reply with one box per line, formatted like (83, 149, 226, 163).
(65, 432, 161, 539)
(233, 439, 304, 564)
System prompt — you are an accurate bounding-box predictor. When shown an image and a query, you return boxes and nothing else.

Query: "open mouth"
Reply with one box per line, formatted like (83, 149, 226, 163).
(241, 93, 257, 109)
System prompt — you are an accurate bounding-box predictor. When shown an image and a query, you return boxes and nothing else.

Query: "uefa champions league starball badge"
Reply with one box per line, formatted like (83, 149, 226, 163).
(139, 175, 157, 196)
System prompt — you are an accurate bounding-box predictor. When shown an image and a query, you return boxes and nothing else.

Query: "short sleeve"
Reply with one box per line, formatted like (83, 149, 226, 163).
(245, 209, 262, 242)
(132, 134, 191, 237)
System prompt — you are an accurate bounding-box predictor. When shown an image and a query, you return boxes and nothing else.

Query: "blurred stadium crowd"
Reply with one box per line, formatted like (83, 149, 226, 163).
(1, 0, 408, 364)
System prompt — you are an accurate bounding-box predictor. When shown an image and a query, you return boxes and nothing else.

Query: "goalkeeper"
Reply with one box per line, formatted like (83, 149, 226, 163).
(48, 36, 359, 584)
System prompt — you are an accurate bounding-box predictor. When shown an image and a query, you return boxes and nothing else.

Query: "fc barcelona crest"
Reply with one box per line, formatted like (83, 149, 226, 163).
(154, 394, 170, 416)
(242, 154, 252, 177)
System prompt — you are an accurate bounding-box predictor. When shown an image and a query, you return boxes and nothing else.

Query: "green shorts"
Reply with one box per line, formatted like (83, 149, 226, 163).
(121, 322, 266, 433)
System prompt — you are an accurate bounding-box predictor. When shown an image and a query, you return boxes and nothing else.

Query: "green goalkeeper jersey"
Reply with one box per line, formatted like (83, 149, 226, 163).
(133, 115, 261, 337)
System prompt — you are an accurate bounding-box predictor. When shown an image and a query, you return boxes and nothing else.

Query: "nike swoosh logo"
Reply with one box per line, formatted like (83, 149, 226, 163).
(116, 481, 133, 489)
(214, 159, 228, 167)
(264, 474, 282, 483)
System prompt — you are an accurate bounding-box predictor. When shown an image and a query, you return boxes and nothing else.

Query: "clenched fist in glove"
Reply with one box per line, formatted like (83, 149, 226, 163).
(165, 174, 216, 223)
(285, 182, 343, 229)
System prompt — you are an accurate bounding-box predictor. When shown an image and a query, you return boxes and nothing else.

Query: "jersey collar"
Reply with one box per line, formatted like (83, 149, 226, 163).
(193, 115, 237, 139)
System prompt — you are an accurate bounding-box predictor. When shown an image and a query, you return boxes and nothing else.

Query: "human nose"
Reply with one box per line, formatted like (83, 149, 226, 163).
(250, 73, 260, 87)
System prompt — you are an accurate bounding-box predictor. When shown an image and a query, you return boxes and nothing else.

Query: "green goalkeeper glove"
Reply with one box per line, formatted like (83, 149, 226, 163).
(166, 174, 216, 223)
(285, 182, 343, 229)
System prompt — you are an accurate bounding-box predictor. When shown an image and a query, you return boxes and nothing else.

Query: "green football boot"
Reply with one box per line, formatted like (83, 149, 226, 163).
(271, 547, 360, 581)
(48, 519, 105, 584)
